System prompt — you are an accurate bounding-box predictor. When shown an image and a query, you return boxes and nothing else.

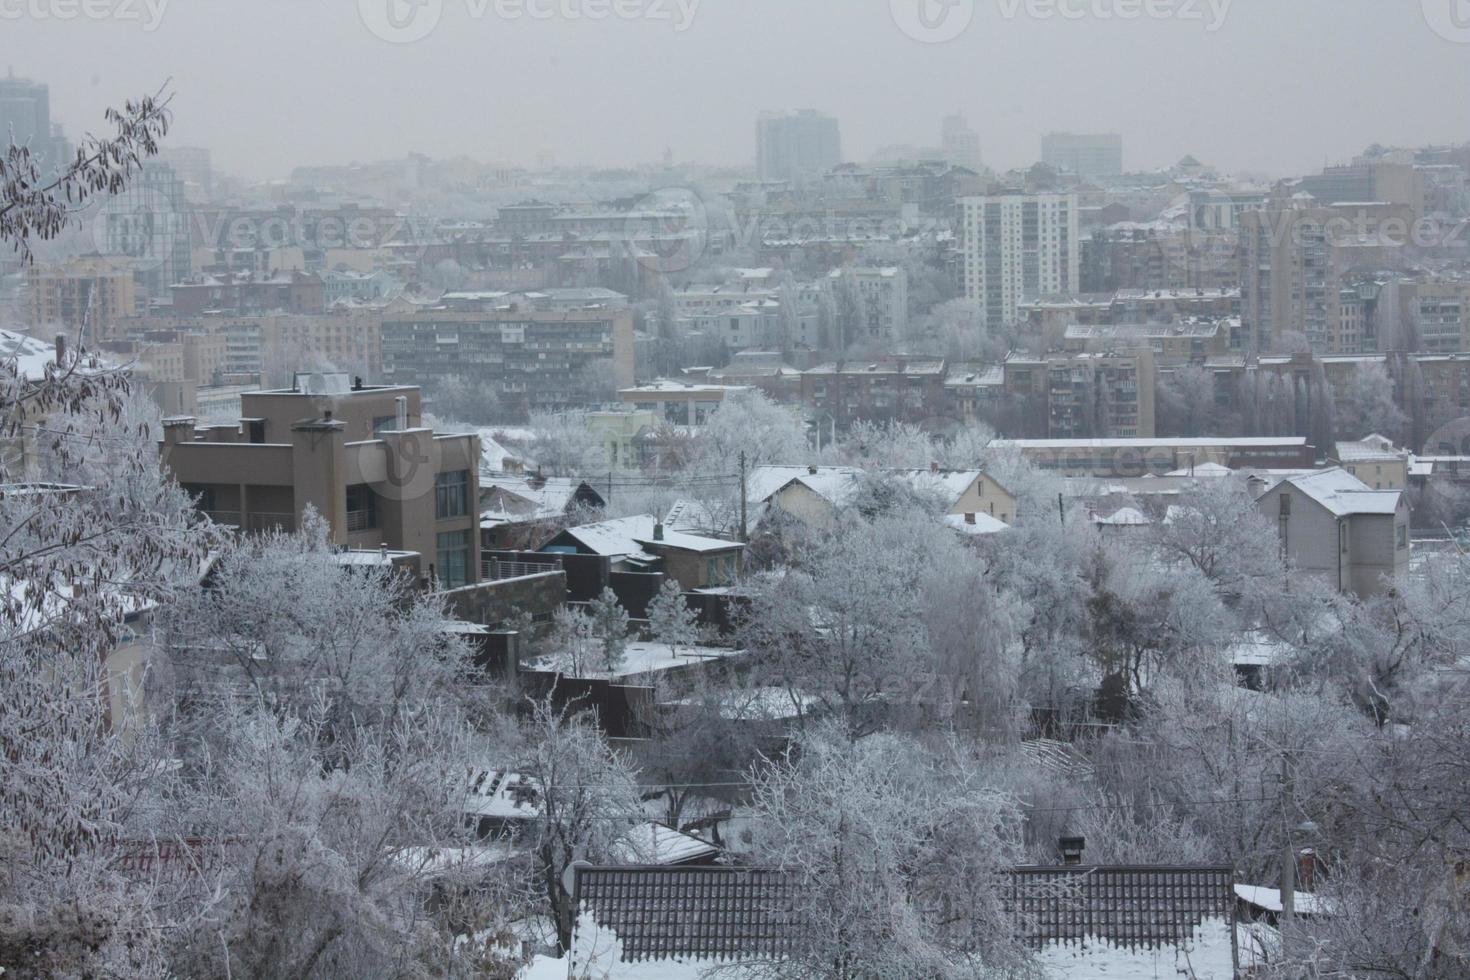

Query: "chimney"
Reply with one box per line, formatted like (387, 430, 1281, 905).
(1298, 848, 1316, 892)
(653, 521, 665, 541)
(380, 542, 388, 560)
(808, 464, 818, 475)
(931, 460, 940, 474)
(395, 395, 408, 431)
(965, 513, 976, 525)
(1058, 836, 1086, 866)
(53, 333, 66, 367)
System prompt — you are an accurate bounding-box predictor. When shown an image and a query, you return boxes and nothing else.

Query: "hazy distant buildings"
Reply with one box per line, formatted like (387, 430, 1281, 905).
(0, 72, 71, 171)
(757, 110, 842, 182)
(961, 194, 1080, 328)
(941, 114, 982, 172)
(97, 161, 191, 298)
(27, 255, 139, 334)
(160, 146, 214, 202)
(1041, 132, 1123, 178)
(828, 266, 909, 340)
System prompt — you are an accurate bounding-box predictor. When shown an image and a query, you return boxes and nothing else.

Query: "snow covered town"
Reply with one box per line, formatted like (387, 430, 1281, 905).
(7, 5, 1470, 977)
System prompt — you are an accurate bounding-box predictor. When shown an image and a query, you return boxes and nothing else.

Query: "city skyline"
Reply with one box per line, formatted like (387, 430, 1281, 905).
(5, 0, 1469, 180)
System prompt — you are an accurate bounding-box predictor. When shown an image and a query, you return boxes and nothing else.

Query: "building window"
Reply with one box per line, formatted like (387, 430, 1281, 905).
(1279, 494, 1291, 517)
(436, 530, 471, 589)
(346, 484, 377, 531)
(436, 470, 469, 519)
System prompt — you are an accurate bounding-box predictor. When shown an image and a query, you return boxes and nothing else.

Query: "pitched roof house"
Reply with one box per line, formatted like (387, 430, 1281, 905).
(541, 515, 744, 590)
(1258, 468, 1410, 597)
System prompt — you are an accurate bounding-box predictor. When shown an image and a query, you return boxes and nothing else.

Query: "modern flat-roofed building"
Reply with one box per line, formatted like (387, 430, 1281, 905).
(159, 376, 482, 588)
(989, 436, 1315, 478)
(380, 303, 634, 414)
(1041, 132, 1123, 178)
(618, 380, 753, 426)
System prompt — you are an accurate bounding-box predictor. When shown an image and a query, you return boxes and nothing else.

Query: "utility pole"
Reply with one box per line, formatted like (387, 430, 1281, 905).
(739, 450, 749, 543)
(1281, 752, 1297, 928)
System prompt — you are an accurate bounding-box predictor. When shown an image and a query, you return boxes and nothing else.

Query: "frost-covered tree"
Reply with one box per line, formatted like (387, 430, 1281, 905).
(694, 389, 808, 472)
(1335, 360, 1408, 443)
(545, 604, 598, 677)
(739, 512, 984, 736)
(511, 701, 643, 953)
(646, 578, 698, 659)
(839, 419, 936, 469)
(155, 520, 504, 977)
(0, 85, 230, 980)
(527, 411, 611, 477)
(746, 725, 1032, 979)
(587, 587, 629, 673)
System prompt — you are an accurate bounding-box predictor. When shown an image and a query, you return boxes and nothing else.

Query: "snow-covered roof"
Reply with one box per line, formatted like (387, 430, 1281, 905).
(943, 512, 1009, 536)
(613, 823, 720, 867)
(1234, 884, 1335, 917)
(481, 475, 592, 520)
(0, 329, 59, 382)
(1334, 434, 1405, 462)
(530, 641, 744, 682)
(1093, 506, 1151, 526)
(1034, 918, 1236, 979)
(892, 468, 984, 506)
(550, 515, 736, 558)
(461, 770, 541, 820)
(1163, 461, 1235, 478)
(1267, 468, 1403, 517)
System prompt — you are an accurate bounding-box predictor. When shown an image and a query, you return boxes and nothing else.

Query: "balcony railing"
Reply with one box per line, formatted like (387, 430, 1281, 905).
(346, 509, 375, 532)
(480, 557, 562, 582)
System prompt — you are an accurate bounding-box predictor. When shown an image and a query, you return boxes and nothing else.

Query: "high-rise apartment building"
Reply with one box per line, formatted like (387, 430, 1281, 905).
(941, 114, 982, 172)
(0, 72, 71, 171)
(961, 194, 1081, 329)
(1238, 201, 1413, 354)
(756, 110, 842, 182)
(1041, 132, 1123, 178)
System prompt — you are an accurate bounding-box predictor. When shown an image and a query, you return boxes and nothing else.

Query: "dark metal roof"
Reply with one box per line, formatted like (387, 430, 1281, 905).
(573, 866, 802, 964)
(1006, 865, 1235, 950)
(569, 863, 1236, 964)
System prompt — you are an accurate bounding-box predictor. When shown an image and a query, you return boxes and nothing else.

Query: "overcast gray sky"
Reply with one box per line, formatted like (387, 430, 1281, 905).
(7, 0, 1470, 180)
